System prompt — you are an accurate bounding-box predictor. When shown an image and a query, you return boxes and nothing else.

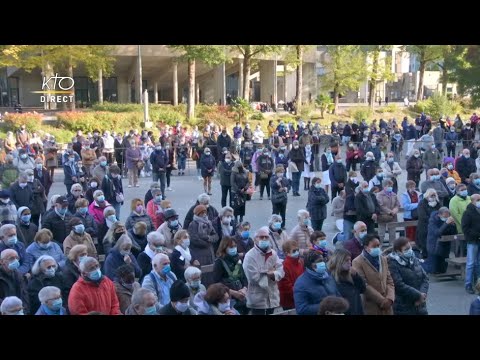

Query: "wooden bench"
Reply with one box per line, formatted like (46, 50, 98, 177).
(445, 257, 467, 280)
(387, 220, 418, 245)
(434, 234, 466, 280)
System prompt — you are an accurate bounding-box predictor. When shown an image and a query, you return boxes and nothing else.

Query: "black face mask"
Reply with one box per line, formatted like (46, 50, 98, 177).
(114, 232, 124, 241)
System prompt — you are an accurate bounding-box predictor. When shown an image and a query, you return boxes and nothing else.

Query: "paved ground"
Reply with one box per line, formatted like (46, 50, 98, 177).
(47, 145, 476, 315)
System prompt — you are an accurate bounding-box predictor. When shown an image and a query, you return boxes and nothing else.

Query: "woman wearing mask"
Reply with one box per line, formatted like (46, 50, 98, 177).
(290, 210, 314, 255)
(278, 240, 304, 311)
(126, 140, 142, 187)
(309, 231, 331, 260)
(33, 158, 52, 198)
(97, 207, 117, 254)
(219, 152, 234, 207)
(171, 230, 200, 282)
(327, 248, 366, 315)
(230, 160, 250, 224)
(146, 188, 165, 229)
(63, 217, 97, 258)
(213, 236, 248, 314)
(62, 244, 88, 299)
(194, 283, 239, 315)
(200, 147, 216, 195)
(306, 177, 329, 231)
(302, 144, 314, 191)
(102, 221, 128, 255)
(234, 221, 254, 258)
(321, 145, 335, 196)
(352, 234, 395, 315)
(256, 148, 274, 200)
(35, 286, 67, 315)
(25, 229, 66, 269)
(157, 209, 182, 249)
(85, 178, 99, 204)
(387, 237, 429, 315)
(128, 221, 148, 258)
(288, 140, 305, 197)
(212, 207, 237, 254)
(104, 234, 142, 281)
(294, 250, 340, 315)
(15, 206, 38, 246)
(401, 180, 421, 242)
(426, 207, 457, 274)
(113, 264, 140, 314)
(184, 266, 207, 311)
(125, 198, 154, 234)
(416, 188, 441, 259)
(270, 165, 291, 229)
(88, 190, 111, 225)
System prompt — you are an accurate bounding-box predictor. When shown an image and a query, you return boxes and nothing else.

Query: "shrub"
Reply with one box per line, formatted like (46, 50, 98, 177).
(57, 111, 144, 133)
(3, 112, 43, 132)
(413, 99, 431, 114)
(348, 107, 373, 122)
(250, 112, 264, 120)
(299, 103, 315, 118)
(230, 98, 253, 120)
(413, 94, 464, 119)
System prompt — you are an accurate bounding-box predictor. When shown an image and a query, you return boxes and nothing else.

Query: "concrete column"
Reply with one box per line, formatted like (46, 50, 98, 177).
(173, 60, 178, 106)
(154, 82, 158, 104)
(238, 59, 244, 100)
(214, 63, 226, 105)
(283, 65, 287, 103)
(273, 58, 278, 105)
(144, 89, 149, 122)
(98, 68, 103, 104)
(196, 83, 200, 104)
(259, 60, 276, 103)
(136, 45, 143, 104)
(302, 63, 317, 103)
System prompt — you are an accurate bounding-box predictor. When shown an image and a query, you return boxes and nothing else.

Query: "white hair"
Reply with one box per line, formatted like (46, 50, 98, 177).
(93, 190, 104, 198)
(269, 214, 282, 225)
(147, 232, 165, 244)
(113, 234, 132, 250)
(152, 253, 169, 267)
(254, 226, 270, 238)
(79, 257, 98, 272)
(424, 188, 439, 201)
(38, 286, 61, 304)
(0, 224, 16, 238)
(184, 266, 202, 281)
(197, 193, 210, 205)
(219, 206, 233, 217)
(131, 288, 156, 306)
(31, 255, 57, 275)
(0, 296, 22, 314)
(103, 206, 115, 217)
(297, 209, 310, 220)
(353, 221, 366, 232)
(359, 181, 369, 188)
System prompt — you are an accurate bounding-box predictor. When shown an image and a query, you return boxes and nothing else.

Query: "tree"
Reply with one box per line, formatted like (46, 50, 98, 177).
(454, 45, 480, 106)
(320, 45, 367, 114)
(231, 45, 283, 101)
(168, 45, 227, 119)
(362, 45, 394, 108)
(315, 93, 333, 118)
(405, 45, 443, 101)
(436, 45, 467, 95)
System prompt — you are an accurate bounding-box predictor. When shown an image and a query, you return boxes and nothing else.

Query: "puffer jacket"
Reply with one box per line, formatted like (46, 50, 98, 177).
(289, 224, 314, 252)
(306, 187, 329, 221)
(125, 211, 154, 234)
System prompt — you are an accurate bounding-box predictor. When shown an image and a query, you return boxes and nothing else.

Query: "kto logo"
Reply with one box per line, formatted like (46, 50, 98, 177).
(32, 73, 75, 103)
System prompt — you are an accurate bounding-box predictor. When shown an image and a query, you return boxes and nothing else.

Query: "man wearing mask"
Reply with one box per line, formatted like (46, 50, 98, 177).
(461, 194, 480, 294)
(420, 168, 449, 201)
(150, 143, 169, 199)
(81, 141, 97, 178)
(125, 288, 159, 315)
(217, 129, 232, 156)
(343, 221, 367, 260)
(16, 125, 30, 148)
(0, 249, 29, 313)
(200, 148, 216, 195)
(381, 152, 402, 193)
(41, 196, 72, 250)
(360, 151, 377, 183)
(232, 122, 243, 153)
(329, 154, 347, 200)
(219, 152, 234, 207)
(406, 150, 423, 186)
(243, 123, 253, 144)
(355, 181, 379, 233)
(256, 148, 274, 200)
(141, 253, 177, 309)
(367, 140, 381, 164)
(90, 129, 105, 158)
(422, 143, 441, 173)
(0, 225, 31, 275)
(449, 183, 470, 235)
(9, 173, 33, 210)
(456, 149, 476, 184)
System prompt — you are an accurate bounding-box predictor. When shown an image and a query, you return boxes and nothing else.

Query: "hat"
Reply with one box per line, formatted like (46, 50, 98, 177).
(170, 280, 191, 302)
(446, 177, 456, 184)
(0, 190, 10, 199)
(17, 206, 29, 217)
(194, 205, 207, 216)
(55, 196, 68, 206)
(164, 209, 178, 220)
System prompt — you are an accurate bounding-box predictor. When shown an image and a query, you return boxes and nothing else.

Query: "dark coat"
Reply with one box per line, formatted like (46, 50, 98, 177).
(41, 211, 72, 248)
(137, 251, 153, 284)
(66, 194, 83, 215)
(306, 186, 329, 221)
(9, 182, 33, 209)
(456, 156, 476, 183)
(360, 160, 377, 183)
(158, 302, 194, 315)
(170, 248, 195, 282)
(213, 254, 248, 291)
(293, 269, 341, 315)
(406, 156, 423, 182)
(355, 192, 379, 222)
(427, 211, 457, 258)
(470, 298, 480, 315)
(321, 153, 333, 172)
(461, 203, 480, 244)
(127, 229, 148, 257)
(219, 161, 234, 187)
(0, 267, 29, 313)
(34, 167, 52, 196)
(234, 234, 254, 256)
(188, 219, 219, 266)
(212, 217, 237, 254)
(270, 175, 290, 206)
(71, 212, 98, 240)
(329, 162, 347, 188)
(387, 255, 429, 315)
(27, 272, 68, 315)
(125, 212, 154, 234)
(344, 237, 363, 260)
(62, 259, 80, 300)
(16, 220, 38, 246)
(63, 164, 79, 186)
(0, 241, 30, 275)
(467, 183, 480, 197)
(183, 202, 219, 231)
(288, 148, 305, 172)
(416, 199, 441, 252)
(104, 249, 142, 281)
(335, 272, 366, 315)
(150, 149, 169, 173)
(101, 175, 124, 207)
(200, 154, 217, 178)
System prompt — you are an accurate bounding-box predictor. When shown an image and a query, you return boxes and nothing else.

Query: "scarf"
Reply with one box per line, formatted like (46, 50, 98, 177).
(174, 244, 192, 263)
(326, 152, 333, 164)
(193, 215, 210, 225)
(306, 268, 329, 281)
(388, 251, 414, 267)
(40, 304, 66, 315)
(144, 245, 156, 259)
(362, 250, 381, 272)
(221, 224, 232, 237)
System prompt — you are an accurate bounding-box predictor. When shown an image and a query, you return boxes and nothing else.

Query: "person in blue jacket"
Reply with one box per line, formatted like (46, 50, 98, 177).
(103, 234, 142, 281)
(293, 250, 341, 315)
(470, 280, 480, 315)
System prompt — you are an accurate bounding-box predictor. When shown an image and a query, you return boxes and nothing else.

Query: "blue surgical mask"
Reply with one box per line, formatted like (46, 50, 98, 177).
(8, 259, 20, 270)
(359, 231, 367, 239)
(36, 163, 43, 170)
(377, 173, 384, 179)
(475, 179, 480, 186)
(369, 247, 381, 257)
(175, 301, 189, 313)
(97, 195, 105, 203)
(314, 183, 322, 189)
(20, 214, 31, 223)
(303, 219, 311, 227)
(403, 248, 414, 258)
(78, 255, 88, 264)
(459, 190, 468, 197)
(385, 186, 393, 193)
(315, 262, 327, 274)
(7, 236, 17, 247)
(155, 195, 163, 203)
(39, 242, 51, 250)
(88, 269, 102, 281)
(44, 267, 56, 277)
(218, 301, 231, 313)
(120, 250, 131, 257)
(241, 230, 250, 239)
(227, 247, 238, 256)
(273, 222, 282, 230)
(107, 215, 117, 223)
(182, 239, 190, 248)
(19, 183, 27, 188)
(78, 207, 88, 215)
(74, 224, 85, 234)
(57, 207, 67, 216)
(319, 240, 328, 248)
(431, 175, 440, 181)
(100, 161, 107, 167)
(161, 265, 171, 275)
(169, 220, 179, 228)
(189, 280, 201, 289)
(258, 240, 270, 250)
(144, 305, 157, 315)
(439, 216, 448, 222)
(362, 188, 370, 194)
(290, 250, 300, 258)
(50, 298, 63, 311)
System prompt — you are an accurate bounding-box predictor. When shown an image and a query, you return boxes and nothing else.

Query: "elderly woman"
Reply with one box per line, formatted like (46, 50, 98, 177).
(97, 206, 117, 252)
(278, 240, 304, 311)
(183, 193, 219, 230)
(293, 250, 340, 315)
(104, 234, 142, 281)
(184, 266, 206, 311)
(0, 189, 18, 226)
(72, 198, 98, 241)
(102, 221, 127, 255)
(426, 206, 457, 274)
(288, 140, 305, 197)
(266, 214, 288, 257)
(15, 206, 38, 246)
(35, 286, 67, 315)
(306, 176, 329, 231)
(171, 230, 199, 282)
(213, 236, 248, 314)
(376, 179, 400, 244)
(137, 231, 169, 283)
(212, 206, 237, 254)
(401, 180, 421, 242)
(387, 237, 429, 315)
(9, 173, 33, 210)
(141, 253, 177, 308)
(62, 244, 87, 299)
(0, 249, 29, 310)
(88, 190, 111, 225)
(0, 296, 24, 315)
(290, 210, 314, 255)
(66, 183, 84, 215)
(157, 209, 183, 249)
(234, 221, 254, 258)
(113, 264, 140, 314)
(188, 205, 219, 269)
(416, 188, 441, 259)
(25, 228, 66, 270)
(243, 226, 284, 315)
(125, 288, 159, 315)
(146, 188, 164, 229)
(128, 221, 148, 258)
(193, 283, 240, 315)
(63, 217, 97, 258)
(270, 165, 290, 229)
(0, 224, 31, 275)
(125, 198, 154, 233)
(27, 255, 67, 315)
(352, 234, 395, 315)
(231, 160, 250, 223)
(126, 139, 142, 187)
(327, 248, 366, 315)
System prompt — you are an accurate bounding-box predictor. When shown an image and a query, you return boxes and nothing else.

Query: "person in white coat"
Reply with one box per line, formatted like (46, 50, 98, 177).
(381, 152, 403, 193)
(243, 226, 284, 315)
(102, 131, 115, 164)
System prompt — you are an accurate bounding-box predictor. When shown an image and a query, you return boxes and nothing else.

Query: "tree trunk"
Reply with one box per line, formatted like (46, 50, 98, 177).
(242, 56, 251, 100)
(295, 45, 303, 115)
(173, 60, 178, 106)
(417, 60, 426, 101)
(333, 84, 339, 115)
(44, 61, 56, 110)
(68, 63, 75, 111)
(320, 107, 324, 118)
(368, 50, 379, 108)
(441, 66, 448, 95)
(187, 58, 195, 119)
(283, 68, 287, 104)
(98, 68, 103, 104)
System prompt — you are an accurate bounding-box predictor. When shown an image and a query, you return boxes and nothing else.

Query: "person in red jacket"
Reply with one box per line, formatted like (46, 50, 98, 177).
(278, 240, 304, 310)
(68, 256, 121, 315)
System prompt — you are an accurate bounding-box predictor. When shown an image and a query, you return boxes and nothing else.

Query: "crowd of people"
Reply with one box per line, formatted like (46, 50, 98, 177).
(0, 110, 480, 315)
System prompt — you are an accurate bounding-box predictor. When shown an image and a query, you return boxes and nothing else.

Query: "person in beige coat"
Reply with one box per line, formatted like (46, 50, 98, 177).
(243, 226, 284, 315)
(63, 217, 98, 258)
(381, 152, 403, 193)
(352, 234, 395, 315)
(81, 143, 97, 178)
(375, 179, 400, 243)
(289, 210, 314, 255)
(267, 214, 289, 259)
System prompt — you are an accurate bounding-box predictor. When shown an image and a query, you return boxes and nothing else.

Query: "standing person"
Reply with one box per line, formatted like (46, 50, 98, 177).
(9, 173, 33, 214)
(345, 142, 360, 171)
(387, 237, 429, 315)
(101, 165, 124, 219)
(114, 133, 125, 174)
(256, 148, 274, 200)
(230, 161, 250, 224)
(306, 177, 329, 231)
(188, 204, 219, 269)
(219, 152, 234, 208)
(126, 140, 141, 188)
(290, 210, 314, 254)
(92, 156, 108, 184)
(102, 131, 115, 164)
(150, 143, 168, 199)
(360, 152, 377, 183)
(406, 150, 423, 185)
(354, 181, 379, 234)
(426, 207, 457, 274)
(81, 142, 96, 178)
(33, 158, 52, 198)
(90, 130, 105, 159)
(302, 144, 314, 191)
(445, 127, 458, 158)
(243, 226, 284, 315)
(352, 234, 395, 315)
(456, 149, 476, 184)
(381, 152, 402, 193)
(433, 125, 445, 154)
(375, 179, 400, 244)
(200, 147, 216, 196)
(321, 146, 335, 196)
(461, 194, 480, 294)
(449, 183, 470, 234)
(43, 136, 58, 181)
(277, 240, 304, 311)
(422, 143, 441, 173)
(416, 189, 441, 259)
(329, 154, 347, 200)
(288, 140, 305, 197)
(401, 181, 421, 241)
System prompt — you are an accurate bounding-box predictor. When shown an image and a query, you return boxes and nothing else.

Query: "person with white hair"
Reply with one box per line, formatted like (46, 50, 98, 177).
(96, 206, 117, 252)
(416, 188, 441, 259)
(289, 210, 314, 255)
(104, 234, 142, 281)
(183, 193, 219, 230)
(66, 183, 84, 215)
(125, 287, 159, 315)
(68, 256, 121, 315)
(27, 254, 67, 314)
(0, 296, 24, 315)
(141, 253, 177, 308)
(0, 249, 29, 312)
(266, 215, 288, 259)
(242, 226, 284, 315)
(343, 221, 368, 260)
(62, 244, 88, 300)
(88, 190, 111, 225)
(0, 224, 31, 274)
(35, 286, 67, 315)
(376, 179, 400, 243)
(45, 194, 61, 216)
(92, 156, 108, 184)
(360, 151, 378, 183)
(137, 231, 169, 283)
(354, 181, 379, 234)
(184, 266, 206, 311)
(212, 206, 236, 253)
(9, 173, 33, 210)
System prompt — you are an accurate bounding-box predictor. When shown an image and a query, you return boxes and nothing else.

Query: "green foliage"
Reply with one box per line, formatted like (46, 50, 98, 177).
(348, 107, 373, 122)
(412, 94, 463, 119)
(315, 93, 333, 117)
(2, 113, 43, 132)
(57, 111, 144, 133)
(454, 45, 480, 107)
(230, 98, 253, 120)
(299, 103, 315, 118)
(92, 102, 142, 112)
(376, 104, 398, 113)
(250, 112, 265, 120)
(168, 45, 228, 65)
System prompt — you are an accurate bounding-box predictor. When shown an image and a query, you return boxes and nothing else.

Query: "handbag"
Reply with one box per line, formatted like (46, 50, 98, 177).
(136, 160, 145, 170)
(288, 161, 299, 173)
(111, 179, 124, 203)
(272, 191, 287, 205)
(231, 192, 246, 210)
(259, 171, 269, 180)
(192, 151, 199, 161)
